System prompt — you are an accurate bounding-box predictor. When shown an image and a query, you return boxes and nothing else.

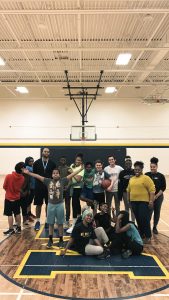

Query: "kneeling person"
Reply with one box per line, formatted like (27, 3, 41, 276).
(23, 165, 84, 248)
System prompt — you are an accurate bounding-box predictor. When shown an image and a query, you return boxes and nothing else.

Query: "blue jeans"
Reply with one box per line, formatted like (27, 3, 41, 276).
(131, 201, 151, 238)
(81, 186, 94, 200)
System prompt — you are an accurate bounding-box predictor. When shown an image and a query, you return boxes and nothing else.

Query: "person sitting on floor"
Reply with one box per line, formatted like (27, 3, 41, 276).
(60, 209, 111, 259)
(115, 210, 143, 258)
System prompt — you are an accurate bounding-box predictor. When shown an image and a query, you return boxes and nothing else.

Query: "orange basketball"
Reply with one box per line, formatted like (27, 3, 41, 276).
(101, 179, 111, 189)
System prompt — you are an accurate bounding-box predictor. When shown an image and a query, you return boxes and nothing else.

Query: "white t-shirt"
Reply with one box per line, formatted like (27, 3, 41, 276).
(104, 165, 123, 192)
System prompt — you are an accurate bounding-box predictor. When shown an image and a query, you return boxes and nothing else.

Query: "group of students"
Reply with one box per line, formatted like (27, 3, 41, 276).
(3, 148, 166, 259)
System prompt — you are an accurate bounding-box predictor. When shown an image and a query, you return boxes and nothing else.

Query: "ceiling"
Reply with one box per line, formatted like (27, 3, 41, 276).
(0, 0, 169, 103)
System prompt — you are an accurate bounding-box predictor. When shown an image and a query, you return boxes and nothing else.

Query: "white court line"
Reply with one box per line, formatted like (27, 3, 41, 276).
(160, 218, 169, 228)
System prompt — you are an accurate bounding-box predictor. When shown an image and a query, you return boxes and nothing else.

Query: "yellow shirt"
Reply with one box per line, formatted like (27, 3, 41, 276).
(127, 175, 155, 202)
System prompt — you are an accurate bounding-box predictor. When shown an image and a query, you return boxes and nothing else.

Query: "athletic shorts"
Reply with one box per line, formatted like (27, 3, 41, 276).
(4, 199, 20, 216)
(47, 202, 64, 225)
(34, 187, 48, 205)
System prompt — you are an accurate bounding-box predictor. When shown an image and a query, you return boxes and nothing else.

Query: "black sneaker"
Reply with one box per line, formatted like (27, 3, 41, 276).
(122, 249, 132, 259)
(15, 226, 21, 234)
(46, 239, 53, 249)
(153, 227, 158, 234)
(97, 249, 111, 260)
(3, 228, 15, 236)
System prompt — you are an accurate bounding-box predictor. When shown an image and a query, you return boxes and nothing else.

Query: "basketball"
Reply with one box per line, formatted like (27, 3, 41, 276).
(101, 179, 111, 189)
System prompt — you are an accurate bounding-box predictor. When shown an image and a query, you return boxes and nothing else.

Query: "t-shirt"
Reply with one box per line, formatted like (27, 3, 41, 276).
(93, 171, 109, 193)
(94, 213, 111, 230)
(70, 164, 84, 188)
(126, 223, 143, 246)
(44, 177, 69, 204)
(127, 175, 155, 202)
(71, 222, 96, 254)
(104, 165, 124, 192)
(83, 169, 95, 189)
(118, 168, 135, 200)
(145, 172, 166, 194)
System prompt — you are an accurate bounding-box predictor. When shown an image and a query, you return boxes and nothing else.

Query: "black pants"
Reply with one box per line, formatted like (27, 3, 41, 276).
(122, 234, 143, 255)
(19, 198, 28, 217)
(131, 201, 151, 238)
(64, 188, 71, 221)
(72, 188, 82, 218)
(150, 194, 163, 228)
(93, 192, 105, 207)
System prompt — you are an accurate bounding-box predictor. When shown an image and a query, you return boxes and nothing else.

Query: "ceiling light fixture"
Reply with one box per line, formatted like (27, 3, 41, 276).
(116, 53, 132, 65)
(0, 57, 6, 66)
(105, 87, 117, 94)
(15, 86, 29, 94)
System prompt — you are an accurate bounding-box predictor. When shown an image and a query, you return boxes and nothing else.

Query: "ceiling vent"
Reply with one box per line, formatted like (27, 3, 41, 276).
(142, 96, 169, 104)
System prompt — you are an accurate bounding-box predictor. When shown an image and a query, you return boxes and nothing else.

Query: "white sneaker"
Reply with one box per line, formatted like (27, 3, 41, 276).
(66, 225, 74, 234)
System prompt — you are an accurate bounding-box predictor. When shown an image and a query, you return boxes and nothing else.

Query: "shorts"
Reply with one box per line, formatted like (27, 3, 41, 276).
(93, 192, 105, 207)
(81, 186, 94, 200)
(27, 189, 35, 206)
(47, 202, 64, 225)
(34, 187, 48, 205)
(4, 199, 20, 216)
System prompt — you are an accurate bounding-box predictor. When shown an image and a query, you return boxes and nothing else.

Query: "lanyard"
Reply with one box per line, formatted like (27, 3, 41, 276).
(42, 159, 48, 170)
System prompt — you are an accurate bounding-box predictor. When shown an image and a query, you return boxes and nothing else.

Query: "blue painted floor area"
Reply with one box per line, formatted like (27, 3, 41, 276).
(21, 252, 166, 277)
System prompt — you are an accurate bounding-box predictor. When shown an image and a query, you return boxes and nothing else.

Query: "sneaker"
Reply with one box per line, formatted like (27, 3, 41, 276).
(153, 227, 158, 234)
(122, 249, 132, 259)
(66, 225, 74, 234)
(3, 228, 15, 236)
(53, 240, 66, 248)
(34, 221, 40, 231)
(13, 224, 18, 228)
(15, 226, 21, 234)
(46, 239, 53, 249)
(97, 249, 111, 260)
(45, 222, 49, 229)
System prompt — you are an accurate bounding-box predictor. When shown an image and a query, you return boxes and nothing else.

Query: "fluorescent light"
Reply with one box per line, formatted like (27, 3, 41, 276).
(116, 53, 132, 65)
(0, 57, 6, 66)
(105, 87, 117, 94)
(15, 86, 29, 94)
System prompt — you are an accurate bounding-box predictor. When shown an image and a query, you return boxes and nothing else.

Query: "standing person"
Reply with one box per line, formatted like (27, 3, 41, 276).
(33, 148, 56, 231)
(118, 156, 135, 221)
(145, 157, 166, 234)
(25, 156, 36, 221)
(23, 165, 84, 248)
(127, 161, 155, 243)
(93, 160, 109, 207)
(58, 156, 71, 228)
(3, 162, 25, 235)
(81, 161, 95, 200)
(104, 155, 123, 215)
(67, 153, 84, 234)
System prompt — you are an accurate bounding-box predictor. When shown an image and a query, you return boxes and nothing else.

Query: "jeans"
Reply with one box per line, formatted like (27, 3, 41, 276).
(105, 191, 120, 215)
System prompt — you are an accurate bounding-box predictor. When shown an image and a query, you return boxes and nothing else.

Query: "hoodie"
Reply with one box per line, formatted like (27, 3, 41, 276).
(3, 172, 25, 201)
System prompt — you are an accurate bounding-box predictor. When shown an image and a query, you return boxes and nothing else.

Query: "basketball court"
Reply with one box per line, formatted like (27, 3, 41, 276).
(1, 0, 169, 299)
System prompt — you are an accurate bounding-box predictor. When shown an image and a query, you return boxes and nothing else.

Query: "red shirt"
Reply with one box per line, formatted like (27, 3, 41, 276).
(3, 172, 25, 201)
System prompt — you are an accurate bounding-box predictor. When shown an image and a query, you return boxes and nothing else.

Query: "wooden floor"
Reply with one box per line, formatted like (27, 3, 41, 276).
(0, 175, 169, 300)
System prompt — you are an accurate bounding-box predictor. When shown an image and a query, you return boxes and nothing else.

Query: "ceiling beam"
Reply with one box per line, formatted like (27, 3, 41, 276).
(0, 9, 169, 15)
(0, 69, 169, 73)
(0, 47, 169, 52)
